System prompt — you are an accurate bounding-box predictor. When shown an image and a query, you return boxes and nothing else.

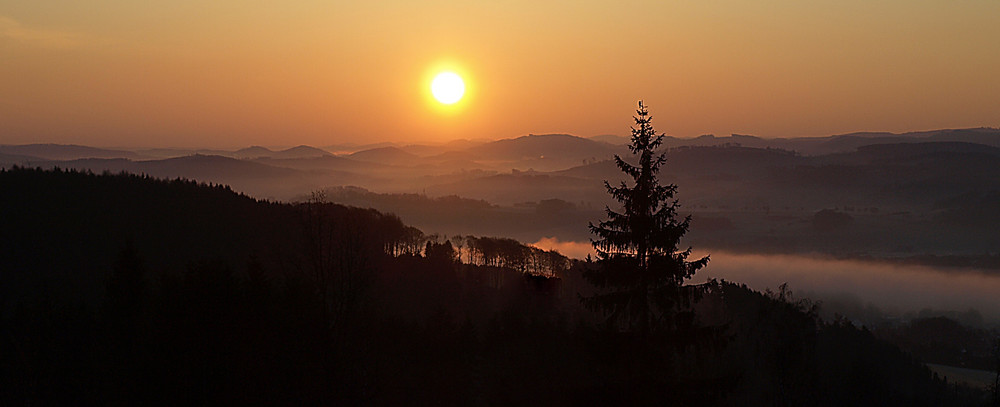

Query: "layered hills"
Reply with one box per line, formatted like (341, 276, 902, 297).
(4, 129, 1000, 260)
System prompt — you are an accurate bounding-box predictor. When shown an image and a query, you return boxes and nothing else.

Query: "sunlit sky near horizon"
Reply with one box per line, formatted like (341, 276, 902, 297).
(2, 0, 999, 148)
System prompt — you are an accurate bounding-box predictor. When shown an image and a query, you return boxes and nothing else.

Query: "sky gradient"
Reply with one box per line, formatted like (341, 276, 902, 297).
(2, 0, 999, 148)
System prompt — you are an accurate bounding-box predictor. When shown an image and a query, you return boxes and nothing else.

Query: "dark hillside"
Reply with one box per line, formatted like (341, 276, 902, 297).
(0, 167, 399, 304)
(0, 168, 987, 406)
(139, 154, 303, 179)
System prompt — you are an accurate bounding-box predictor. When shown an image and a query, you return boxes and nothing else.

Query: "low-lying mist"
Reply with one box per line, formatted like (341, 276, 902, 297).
(697, 251, 1000, 326)
(534, 238, 1000, 326)
(531, 237, 596, 260)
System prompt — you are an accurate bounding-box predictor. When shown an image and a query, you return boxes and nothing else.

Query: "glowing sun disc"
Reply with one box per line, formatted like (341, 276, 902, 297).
(431, 72, 465, 104)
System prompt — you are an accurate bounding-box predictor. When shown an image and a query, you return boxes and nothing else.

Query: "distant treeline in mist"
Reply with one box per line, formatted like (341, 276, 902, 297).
(0, 168, 990, 405)
(311, 185, 591, 242)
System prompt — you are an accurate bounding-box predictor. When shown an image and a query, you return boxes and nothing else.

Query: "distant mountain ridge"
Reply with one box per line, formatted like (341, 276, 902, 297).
(14, 154, 301, 180)
(854, 141, 1000, 159)
(464, 134, 619, 159)
(0, 144, 144, 161)
(6, 137, 1000, 259)
(234, 145, 274, 159)
(10, 127, 998, 164)
(135, 145, 333, 160)
(272, 145, 333, 159)
(650, 128, 1000, 155)
(5, 128, 1000, 203)
(348, 147, 421, 165)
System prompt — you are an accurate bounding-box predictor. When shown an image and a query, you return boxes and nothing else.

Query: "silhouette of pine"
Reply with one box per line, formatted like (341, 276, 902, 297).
(585, 101, 709, 334)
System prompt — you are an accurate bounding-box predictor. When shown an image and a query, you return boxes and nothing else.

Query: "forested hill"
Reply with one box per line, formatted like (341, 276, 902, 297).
(0, 168, 988, 406)
(0, 167, 361, 302)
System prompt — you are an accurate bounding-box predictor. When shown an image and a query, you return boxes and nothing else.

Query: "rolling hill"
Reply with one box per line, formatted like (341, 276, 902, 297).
(0, 144, 143, 160)
(348, 146, 422, 165)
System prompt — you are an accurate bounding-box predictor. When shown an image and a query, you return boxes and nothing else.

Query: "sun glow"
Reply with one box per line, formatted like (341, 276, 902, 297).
(430, 72, 465, 105)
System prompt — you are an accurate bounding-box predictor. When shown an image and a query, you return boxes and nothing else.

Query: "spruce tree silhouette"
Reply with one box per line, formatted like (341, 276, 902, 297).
(585, 101, 709, 335)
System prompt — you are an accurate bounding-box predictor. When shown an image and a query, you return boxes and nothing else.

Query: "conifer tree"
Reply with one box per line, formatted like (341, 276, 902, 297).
(585, 101, 709, 334)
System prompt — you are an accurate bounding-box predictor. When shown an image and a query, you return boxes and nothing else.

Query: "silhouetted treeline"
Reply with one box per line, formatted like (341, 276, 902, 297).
(877, 316, 999, 371)
(695, 282, 988, 406)
(0, 168, 988, 405)
(460, 236, 568, 278)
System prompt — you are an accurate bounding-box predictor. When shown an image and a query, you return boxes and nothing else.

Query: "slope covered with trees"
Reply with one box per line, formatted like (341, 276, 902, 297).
(0, 167, 988, 405)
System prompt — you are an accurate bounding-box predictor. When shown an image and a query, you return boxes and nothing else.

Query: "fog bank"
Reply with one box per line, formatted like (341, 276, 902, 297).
(694, 250, 1000, 325)
(533, 238, 1000, 325)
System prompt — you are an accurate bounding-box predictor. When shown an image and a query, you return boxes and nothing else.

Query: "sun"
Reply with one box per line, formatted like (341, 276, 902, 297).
(430, 72, 465, 104)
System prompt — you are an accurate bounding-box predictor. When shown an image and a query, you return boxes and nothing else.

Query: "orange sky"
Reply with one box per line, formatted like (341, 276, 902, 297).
(2, 0, 999, 148)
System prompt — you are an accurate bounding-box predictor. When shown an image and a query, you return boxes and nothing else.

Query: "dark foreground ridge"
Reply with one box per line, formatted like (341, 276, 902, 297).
(0, 168, 989, 405)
